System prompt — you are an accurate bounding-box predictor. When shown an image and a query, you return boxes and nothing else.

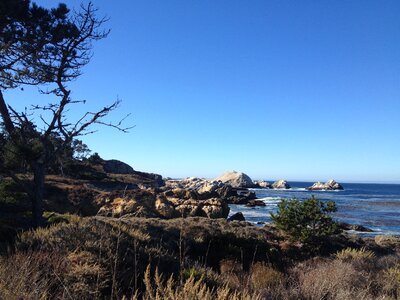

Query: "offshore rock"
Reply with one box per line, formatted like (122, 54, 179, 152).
(254, 180, 271, 188)
(338, 222, 373, 232)
(307, 179, 343, 190)
(272, 180, 290, 189)
(246, 200, 266, 207)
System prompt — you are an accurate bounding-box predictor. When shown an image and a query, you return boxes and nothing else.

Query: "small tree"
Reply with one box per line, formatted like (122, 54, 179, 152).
(271, 196, 340, 245)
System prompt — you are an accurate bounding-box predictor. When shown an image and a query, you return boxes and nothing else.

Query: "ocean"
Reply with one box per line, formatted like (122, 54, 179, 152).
(228, 182, 400, 236)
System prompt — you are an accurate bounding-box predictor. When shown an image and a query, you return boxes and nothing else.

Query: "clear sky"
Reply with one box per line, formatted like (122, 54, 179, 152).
(4, 0, 400, 182)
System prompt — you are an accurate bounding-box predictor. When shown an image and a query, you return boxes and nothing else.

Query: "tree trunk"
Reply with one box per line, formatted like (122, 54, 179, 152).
(0, 90, 15, 134)
(32, 163, 45, 227)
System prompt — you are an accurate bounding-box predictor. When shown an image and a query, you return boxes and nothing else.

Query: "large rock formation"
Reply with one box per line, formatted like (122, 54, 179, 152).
(307, 179, 343, 191)
(214, 171, 255, 188)
(271, 180, 290, 189)
(97, 189, 230, 219)
(164, 177, 256, 204)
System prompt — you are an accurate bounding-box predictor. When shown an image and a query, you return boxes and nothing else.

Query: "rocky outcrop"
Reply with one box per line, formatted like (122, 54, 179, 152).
(272, 180, 290, 189)
(166, 177, 210, 191)
(165, 177, 256, 205)
(227, 212, 245, 222)
(197, 181, 225, 194)
(97, 189, 229, 219)
(307, 179, 343, 191)
(253, 180, 271, 188)
(103, 159, 135, 174)
(214, 171, 255, 188)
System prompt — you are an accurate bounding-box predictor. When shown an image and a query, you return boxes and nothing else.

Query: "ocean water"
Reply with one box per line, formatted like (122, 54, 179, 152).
(228, 182, 400, 236)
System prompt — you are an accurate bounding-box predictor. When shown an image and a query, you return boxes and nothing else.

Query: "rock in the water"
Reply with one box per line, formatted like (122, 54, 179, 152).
(246, 200, 266, 207)
(307, 181, 326, 190)
(307, 179, 343, 190)
(338, 222, 373, 232)
(214, 171, 255, 188)
(271, 180, 290, 189)
(103, 159, 135, 174)
(227, 212, 245, 222)
(254, 180, 271, 188)
(325, 179, 344, 190)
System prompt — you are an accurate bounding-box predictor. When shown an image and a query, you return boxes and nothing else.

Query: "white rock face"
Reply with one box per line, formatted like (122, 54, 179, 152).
(197, 181, 225, 194)
(325, 179, 344, 190)
(165, 177, 225, 194)
(307, 181, 326, 190)
(214, 171, 255, 188)
(271, 180, 290, 189)
(307, 179, 343, 190)
(253, 180, 271, 188)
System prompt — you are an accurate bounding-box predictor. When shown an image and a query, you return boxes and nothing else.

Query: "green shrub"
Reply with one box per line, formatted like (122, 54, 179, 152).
(0, 180, 23, 206)
(271, 196, 340, 245)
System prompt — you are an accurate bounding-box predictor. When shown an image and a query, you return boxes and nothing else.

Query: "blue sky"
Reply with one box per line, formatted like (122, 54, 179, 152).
(5, 0, 400, 182)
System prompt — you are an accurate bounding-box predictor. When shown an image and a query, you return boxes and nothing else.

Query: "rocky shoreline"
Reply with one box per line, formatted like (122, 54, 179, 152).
(89, 164, 369, 233)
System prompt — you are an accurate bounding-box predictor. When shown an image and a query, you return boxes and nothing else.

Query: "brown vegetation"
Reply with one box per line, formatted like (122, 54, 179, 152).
(0, 215, 399, 299)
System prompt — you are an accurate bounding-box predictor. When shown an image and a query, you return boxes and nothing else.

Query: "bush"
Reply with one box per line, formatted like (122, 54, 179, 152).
(271, 196, 340, 245)
(294, 259, 371, 300)
(250, 262, 285, 290)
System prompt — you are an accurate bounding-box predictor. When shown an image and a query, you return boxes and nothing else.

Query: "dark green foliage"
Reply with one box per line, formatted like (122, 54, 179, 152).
(87, 152, 103, 164)
(0, 0, 75, 88)
(271, 196, 341, 244)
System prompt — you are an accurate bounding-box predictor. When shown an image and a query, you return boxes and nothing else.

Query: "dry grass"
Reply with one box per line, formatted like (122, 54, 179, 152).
(135, 265, 260, 300)
(6, 216, 275, 298)
(336, 247, 375, 260)
(1, 214, 399, 299)
(295, 259, 371, 300)
(382, 264, 400, 298)
(0, 251, 68, 299)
